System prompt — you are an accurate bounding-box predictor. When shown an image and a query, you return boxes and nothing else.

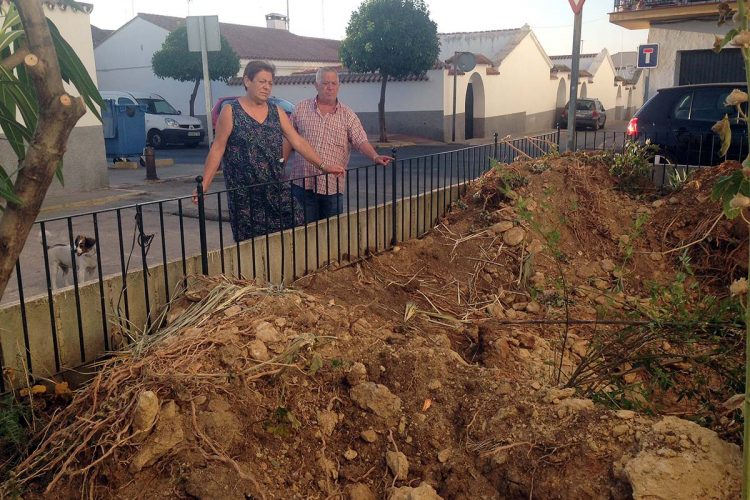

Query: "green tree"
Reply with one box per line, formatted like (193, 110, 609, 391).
(340, 0, 439, 142)
(152, 26, 240, 116)
(0, 0, 103, 302)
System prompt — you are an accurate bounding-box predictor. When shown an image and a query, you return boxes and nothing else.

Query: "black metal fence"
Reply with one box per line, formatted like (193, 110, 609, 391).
(0, 131, 562, 392)
(566, 127, 748, 187)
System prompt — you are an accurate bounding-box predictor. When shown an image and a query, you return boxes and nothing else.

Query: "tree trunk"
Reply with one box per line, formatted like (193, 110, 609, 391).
(189, 79, 201, 117)
(378, 72, 388, 143)
(0, 0, 87, 302)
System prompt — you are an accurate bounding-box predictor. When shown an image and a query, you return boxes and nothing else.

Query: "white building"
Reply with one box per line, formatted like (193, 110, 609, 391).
(1, 1, 107, 195)
(94, 13, 341, 124)
(268, 26, 638, 142)
(609, 0, 741, 101)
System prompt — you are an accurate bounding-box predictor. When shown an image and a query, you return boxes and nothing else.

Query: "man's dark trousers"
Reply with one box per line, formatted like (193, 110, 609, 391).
(292, 184, 344, 223)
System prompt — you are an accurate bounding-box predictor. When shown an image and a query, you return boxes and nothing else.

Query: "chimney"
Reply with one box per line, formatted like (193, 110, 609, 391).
(265, 13, 288, 30)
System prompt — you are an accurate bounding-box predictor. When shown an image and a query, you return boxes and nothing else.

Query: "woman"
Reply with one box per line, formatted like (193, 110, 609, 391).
(195, 60, 344, 241)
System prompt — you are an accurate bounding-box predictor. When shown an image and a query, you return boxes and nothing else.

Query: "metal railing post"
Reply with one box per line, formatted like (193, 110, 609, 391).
(390, 147, 398, 246)
(556, 125, 561, 150)
(493, 132, 498, 160)
(196, 176, 209, 275)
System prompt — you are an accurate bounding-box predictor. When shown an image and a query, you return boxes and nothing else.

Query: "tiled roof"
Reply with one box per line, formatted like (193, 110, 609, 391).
(91, 25, 113, 47)
(444, 53, 494, 66)
(228, 72, 430, 86)
(438, 26, 531, 65)
(136, 13, 341, 63)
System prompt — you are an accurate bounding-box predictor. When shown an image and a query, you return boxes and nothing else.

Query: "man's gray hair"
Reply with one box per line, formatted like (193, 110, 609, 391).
(315, 67, 340, 84)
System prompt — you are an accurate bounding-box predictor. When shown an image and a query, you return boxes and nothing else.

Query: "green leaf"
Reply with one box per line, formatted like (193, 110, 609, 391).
(307, 354, 324, 375)
(714, 29, 739, 53)
(711, 170, 748, 219)
(54, 159, 64, 186)
(0, 164, 21, 210)
(47, 19, 103, 121)
(0, 98, 32, 159)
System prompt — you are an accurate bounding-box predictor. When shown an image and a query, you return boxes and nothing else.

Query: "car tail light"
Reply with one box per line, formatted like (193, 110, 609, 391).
(592, 111, 599, 118)
(626, 117, 639, 136)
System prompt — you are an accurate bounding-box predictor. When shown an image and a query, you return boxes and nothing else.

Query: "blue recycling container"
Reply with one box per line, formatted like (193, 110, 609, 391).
(102, 101, 146, 159)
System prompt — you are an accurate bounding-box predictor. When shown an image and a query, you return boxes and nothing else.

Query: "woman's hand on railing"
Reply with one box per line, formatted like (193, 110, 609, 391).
(191, 188, 202, 205)
(373, 154, 394, 166)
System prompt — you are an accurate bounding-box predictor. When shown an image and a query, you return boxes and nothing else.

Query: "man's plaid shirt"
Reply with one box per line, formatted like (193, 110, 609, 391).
(290, 97, 369, 195)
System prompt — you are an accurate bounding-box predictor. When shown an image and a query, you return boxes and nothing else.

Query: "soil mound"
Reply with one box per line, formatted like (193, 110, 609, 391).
(3, 153, 742, 499)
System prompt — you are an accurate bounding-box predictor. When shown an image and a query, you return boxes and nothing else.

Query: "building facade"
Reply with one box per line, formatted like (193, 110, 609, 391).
(610, 0, 741, 101)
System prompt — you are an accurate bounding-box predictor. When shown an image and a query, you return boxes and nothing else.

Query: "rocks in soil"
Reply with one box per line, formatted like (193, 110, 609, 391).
(131, 390, 159, 442)
(350, 382, 402, 419)
(347, 362, 368, 386)
(347, 483, 377, 500)
(623, 417, 741, 499)
(344, 449, 358, 460)
(543, 387, 576, 404)
(390, 482, 443, 500)
(490, 220, 514, 235)
(386, 450, 409, 480)
(360, 429, 378, 443)
(317, 410, 339, 437)
(247, 339, 269, 361)
(437, 448, 452, 463)
(486, 303, 506, 319)
(129, 401, 184, 473)
(600, 259, 616, 273)
(255, 320, 282, 344)
(503, 227, 526, 246)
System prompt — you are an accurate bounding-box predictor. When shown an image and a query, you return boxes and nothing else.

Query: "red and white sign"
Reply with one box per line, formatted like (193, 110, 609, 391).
(568, 0, 585, 14)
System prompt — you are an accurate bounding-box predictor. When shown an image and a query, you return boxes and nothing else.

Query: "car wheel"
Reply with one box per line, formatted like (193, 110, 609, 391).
(148, 130, 164, 148)
(601, 117, 607, 129)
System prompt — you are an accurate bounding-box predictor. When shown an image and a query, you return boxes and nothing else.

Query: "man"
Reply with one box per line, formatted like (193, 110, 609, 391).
(287, 67, 393, 223)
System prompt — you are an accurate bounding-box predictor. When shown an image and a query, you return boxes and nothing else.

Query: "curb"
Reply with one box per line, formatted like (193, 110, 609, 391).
(40, 189, 146, 214)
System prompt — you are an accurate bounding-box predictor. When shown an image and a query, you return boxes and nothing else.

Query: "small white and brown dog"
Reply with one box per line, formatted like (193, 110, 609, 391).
(39, 230, 98, 289)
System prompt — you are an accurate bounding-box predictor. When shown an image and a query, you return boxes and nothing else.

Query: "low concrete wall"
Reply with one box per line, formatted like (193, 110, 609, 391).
(0, 183, 464, 389)
(357, 110, 444, 142)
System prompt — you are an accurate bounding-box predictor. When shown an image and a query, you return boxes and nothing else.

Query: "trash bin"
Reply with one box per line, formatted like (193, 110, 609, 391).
(103, 101, 146, 161)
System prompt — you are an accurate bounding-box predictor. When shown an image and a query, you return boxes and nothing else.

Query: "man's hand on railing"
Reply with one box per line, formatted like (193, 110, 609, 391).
(373, 154, 394, 166)
(321, 163, 346, 177)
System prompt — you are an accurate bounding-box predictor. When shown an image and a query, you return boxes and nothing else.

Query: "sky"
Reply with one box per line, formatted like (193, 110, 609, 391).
(89, 0, 648, 57)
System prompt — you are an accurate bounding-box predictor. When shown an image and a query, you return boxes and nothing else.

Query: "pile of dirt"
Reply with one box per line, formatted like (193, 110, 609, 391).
(649, 160, 749, 285)
(2, 152, 743, 499)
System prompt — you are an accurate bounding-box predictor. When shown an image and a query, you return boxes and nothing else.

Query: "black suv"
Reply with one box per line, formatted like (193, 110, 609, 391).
(627, 83, 748, 165)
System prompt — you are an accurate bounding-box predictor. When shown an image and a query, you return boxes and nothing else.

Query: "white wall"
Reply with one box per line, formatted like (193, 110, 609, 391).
(646, 20, 734, 101)
(271, 70, 445, 112)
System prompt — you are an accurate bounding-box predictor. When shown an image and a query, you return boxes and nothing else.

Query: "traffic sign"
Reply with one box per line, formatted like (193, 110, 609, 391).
(637, 44, 659, 69)
(568, 0, 585, 14)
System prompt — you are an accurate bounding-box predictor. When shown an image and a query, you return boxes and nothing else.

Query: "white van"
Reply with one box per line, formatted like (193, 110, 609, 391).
(100, 91, 205, 148)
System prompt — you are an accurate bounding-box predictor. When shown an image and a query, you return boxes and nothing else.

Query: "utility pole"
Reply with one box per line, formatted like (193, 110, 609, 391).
(567, 0, 585, 153)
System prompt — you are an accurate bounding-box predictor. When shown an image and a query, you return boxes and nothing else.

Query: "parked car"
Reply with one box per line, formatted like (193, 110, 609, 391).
(211, 96, 295, 131)
(100, 91, 205, 148)
(560, 98, 607, 130)
(626, 83, 748, 166)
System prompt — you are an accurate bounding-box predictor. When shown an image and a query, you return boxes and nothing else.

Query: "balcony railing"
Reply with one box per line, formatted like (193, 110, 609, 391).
(614, 0, 723, 12)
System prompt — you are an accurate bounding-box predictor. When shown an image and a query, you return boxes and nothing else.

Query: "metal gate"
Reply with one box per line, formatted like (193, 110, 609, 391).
(678, 48, 744, 85)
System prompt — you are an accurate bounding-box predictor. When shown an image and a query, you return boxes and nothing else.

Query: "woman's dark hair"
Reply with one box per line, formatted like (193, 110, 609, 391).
(243, 60, 276, 82)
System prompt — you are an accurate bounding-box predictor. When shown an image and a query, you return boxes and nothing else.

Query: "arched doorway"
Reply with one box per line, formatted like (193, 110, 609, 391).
(616, 85, 623, 120)
(465, 83, 474, 139)
(556, 78, 567, 126)
(580, 82, 588, 98)
(465, 72, 485, 139)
